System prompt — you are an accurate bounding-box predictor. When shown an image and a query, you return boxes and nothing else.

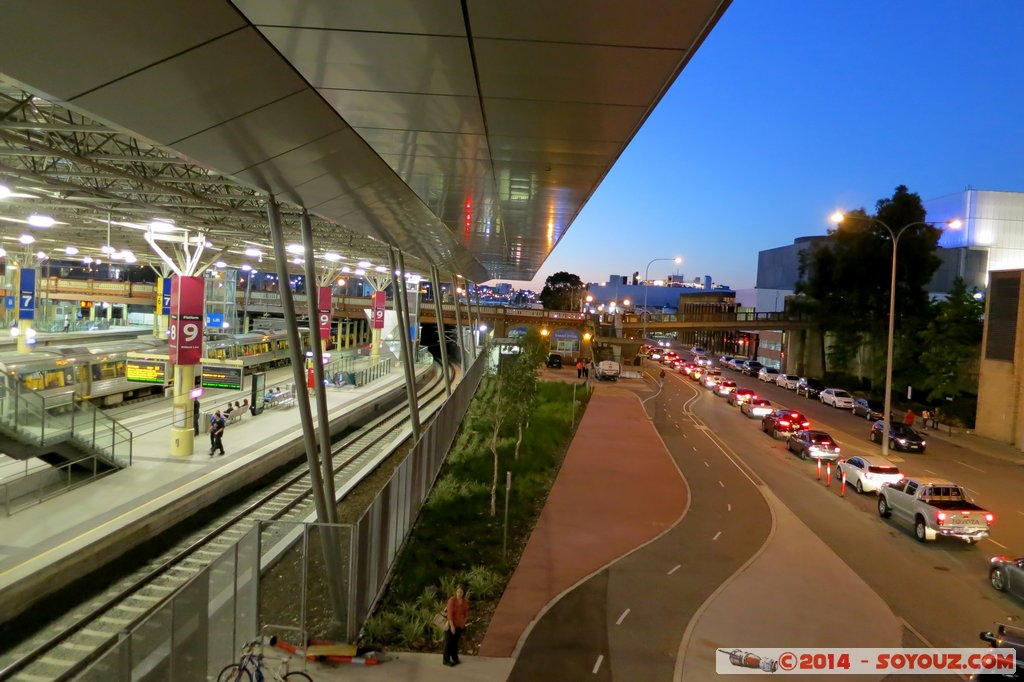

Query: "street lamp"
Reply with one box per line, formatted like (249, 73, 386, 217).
(642, 256, 682, 342)
(830, 211, 961, 457)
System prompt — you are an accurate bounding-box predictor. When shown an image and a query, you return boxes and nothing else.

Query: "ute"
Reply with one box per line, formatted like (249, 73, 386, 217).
(877, 477, 993, 544)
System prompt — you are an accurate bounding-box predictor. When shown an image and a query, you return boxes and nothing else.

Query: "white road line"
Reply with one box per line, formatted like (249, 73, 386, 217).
(593, 655, 604, 674)
(667, 564, 681, 575)
(692, 446, 697, 452)
(682, 433, 687, 438)
(712, 531, 722, 541)
(704, 461, 709, 468)
(988, 538, 1009, 549)
(718, 480, 725, 488)
(616, 608, 631, 625)
(1018, 511, 1024, 517)
(955, 459, 986, 473)
(924, 469, 937, 474)
(727, 503, 732, 512)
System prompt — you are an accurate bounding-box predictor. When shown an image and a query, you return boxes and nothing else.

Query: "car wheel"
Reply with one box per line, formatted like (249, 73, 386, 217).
(855, 479, 864, 494)
(915, 519, 928, 542)
(877, 496, 891, 518)
(866, 411, 872, 421)
(990, 567, 1008, 592)
(889, 438, 898, 452)
(869, 430, 877, 443)
(799, 448, 808, 460)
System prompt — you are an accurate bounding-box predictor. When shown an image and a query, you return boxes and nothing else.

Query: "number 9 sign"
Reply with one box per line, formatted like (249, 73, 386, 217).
(169, 276, 205, 365)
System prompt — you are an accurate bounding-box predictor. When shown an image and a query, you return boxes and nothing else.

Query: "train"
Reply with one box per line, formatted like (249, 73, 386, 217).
(0, 329, 315, 406)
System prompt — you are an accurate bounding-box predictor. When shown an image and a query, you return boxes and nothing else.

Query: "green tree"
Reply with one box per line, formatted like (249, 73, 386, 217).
(539, 271, 584, 311)
(793, 185, 942, 386)
(918, 277, 983, 400)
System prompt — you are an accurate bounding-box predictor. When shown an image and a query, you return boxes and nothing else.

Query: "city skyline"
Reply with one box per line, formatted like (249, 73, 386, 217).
(488, 1, 1024, 293)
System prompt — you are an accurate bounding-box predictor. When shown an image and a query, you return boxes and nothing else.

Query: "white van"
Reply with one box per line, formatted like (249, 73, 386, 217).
(595, 360, 621, 381)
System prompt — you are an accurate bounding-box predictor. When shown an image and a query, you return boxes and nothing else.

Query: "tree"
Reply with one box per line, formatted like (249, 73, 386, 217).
(918, 278, 983, 400)
(539, 271, 584, 311)
(793, 185, 941, 386)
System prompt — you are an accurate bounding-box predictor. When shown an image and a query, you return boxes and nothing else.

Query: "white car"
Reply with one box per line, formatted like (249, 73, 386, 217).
(758, 367, 781, 383)
(833, 455, 903, 494)
(775, 374, 801, 389)
(819, 388, 855, 409)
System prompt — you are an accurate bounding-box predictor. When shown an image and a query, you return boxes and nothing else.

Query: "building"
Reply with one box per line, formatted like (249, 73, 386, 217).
(586, 273, 732, 313)
(977, 268, 1024, 447)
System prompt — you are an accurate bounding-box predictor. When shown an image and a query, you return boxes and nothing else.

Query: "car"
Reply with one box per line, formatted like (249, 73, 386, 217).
(819, 388, 855, 408)
(687, 366, 705, 381)
(775, 374, 801, 390)
(976, 623, 1024, 680)
(546, 353, 563, 369)
(741, 398, 774, 418)
(833, 454, 903, 494)
(852, 397, 885, 421)
(703, 372, 724, 390)
(762, 409, 810, 439)
(695, 355, 714, 367)
(719, 356, 735, 368)
(741, 360, 764, 376)
(989, 557, 1024, 601)
(649, 351, 662, 360)
(728, 387, 758, 406)
(758, 367, 781, 383)
(795, 377, 826, 398)
(716, 379, 737, 397)
(786, 429, 842, 461)
(691, 346, 706, 355)
(870, 420, 927, 452)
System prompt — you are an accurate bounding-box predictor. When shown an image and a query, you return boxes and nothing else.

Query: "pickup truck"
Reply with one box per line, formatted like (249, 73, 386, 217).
(877, 477, 993, 544)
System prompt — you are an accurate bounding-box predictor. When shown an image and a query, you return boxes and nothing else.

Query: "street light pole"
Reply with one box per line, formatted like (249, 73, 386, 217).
(642, 256, 682, 343)
(831, 213, 960, 458)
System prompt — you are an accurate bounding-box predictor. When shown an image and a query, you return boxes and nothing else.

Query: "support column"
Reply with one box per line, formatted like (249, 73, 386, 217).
(450, 271, 466, 372)
(301, 212, 338, 510)
(466, 282, 478, 358)
(168, 275, 205, 457)
(389, 248, 421, 441)
(171, 364, 196, 455)
(430, 265, 452, 396)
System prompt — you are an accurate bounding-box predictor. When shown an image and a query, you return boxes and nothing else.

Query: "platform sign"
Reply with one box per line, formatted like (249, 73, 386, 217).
(371, 291, 386, 329)
(170, 275, 204, 365)
(4, 296, 14, 309)
(18, 268, 35, 320)
(126, 359, 168, 384)
(160, 278, 172, 315)
(200, 364, 243, 390)
(318, 286, 332, 340)
(206, 312, 224, 328)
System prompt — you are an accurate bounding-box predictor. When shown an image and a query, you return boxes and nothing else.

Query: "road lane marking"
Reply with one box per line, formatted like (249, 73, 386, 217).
(955, 459, 986, 473)
(988, 538, 1008, 549)
(682, 433, 687, 438)
(924, 469, 937, 474)
(712, 531, 722, 541)
(704, 461, 709, 467)
(1019, 511, 1024, 517)
(667, 564, 681, 575)
(616, 608, 630, 625)
(593, 655, 604, 674)
(718, 480, 725, 488)
(727, 503, 732, 512)
(692, 446, 697, 452)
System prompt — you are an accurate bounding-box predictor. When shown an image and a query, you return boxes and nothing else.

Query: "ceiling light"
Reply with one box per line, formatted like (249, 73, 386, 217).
(244, 248, 262, 257)
(64, 246, 78, 255)
(292, 257, 304, 265)
(240, 264, 252, 271)
(215, 260, 226, 268)
(375, 266, 387, 272)
(0, 185, 10, 199)
(149, 219, 176, 233)
(204, 241, 213, 248)
(82, 256, 93, 264)
(354, 268, 365, 275)
(109, 251, 123, 260)
(19, 234, 34, 245)
(341, 266, 351, 273)
(100, 244, 115, 254)
(357, 261, 372, 268)
(27, 214, 55, 228)
(286, 243, 303, 254)
(122, 252, 137, 264)
(324, 252, 341, 262)
(36, 251, 47, 259)
(336, 278, 346, 286)
(0, 248, 6, 258)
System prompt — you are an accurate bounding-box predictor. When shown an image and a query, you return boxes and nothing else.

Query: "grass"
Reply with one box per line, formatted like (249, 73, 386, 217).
(358, 379, 589, 653)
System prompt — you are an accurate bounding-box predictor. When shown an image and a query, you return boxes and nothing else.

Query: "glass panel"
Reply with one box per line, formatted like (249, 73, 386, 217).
(130, 598, 173, 681)
(172, 572, 208, 682)
(207, 547, 237, 676)
(235, 525, 259, 653)
(78, 637, 129, 682)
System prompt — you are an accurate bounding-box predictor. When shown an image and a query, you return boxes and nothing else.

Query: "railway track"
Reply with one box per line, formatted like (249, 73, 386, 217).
(0, 360, 453, 681)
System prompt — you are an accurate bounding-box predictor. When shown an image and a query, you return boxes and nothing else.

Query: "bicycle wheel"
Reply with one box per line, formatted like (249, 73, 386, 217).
(217, 663, 253, 682)
(282, 673, 313, 681)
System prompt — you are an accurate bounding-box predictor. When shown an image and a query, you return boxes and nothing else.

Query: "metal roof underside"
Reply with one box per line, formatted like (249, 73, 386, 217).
(0, 0, 729, 282)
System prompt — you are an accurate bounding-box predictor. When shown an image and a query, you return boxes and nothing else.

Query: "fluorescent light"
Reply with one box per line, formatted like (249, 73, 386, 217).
(358, 261, 372, 268)
(244, 248, 262, 257)
(18, 234, 34, 245)
(375, 266, 387, 272)
(82, 256, 93, 264)
(27, 214, 55, 228)
(0, 247, 5, 258)
(215, 260, 226, 268)
(100, 244, 115, 254)
(0, 185, 10, 199)
(354, 268, 365, 275)
(148, 219, 175, 233)
(64, 246, 78, 255)
(240, 264, 252, 272)
(286, 243, 303, 254)
(324, 252, 341, 262)
(122, 252, 137, 264)
(341, 266, 351, 273)
(36, 251, 47, 259)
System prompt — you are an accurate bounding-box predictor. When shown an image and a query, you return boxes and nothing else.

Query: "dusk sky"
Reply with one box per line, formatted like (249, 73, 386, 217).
(492, 1, 1024, 293)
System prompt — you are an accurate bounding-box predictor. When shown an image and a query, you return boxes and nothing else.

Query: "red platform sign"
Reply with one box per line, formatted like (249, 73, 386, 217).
(169, 275, 204, 365)
(371, 291, 386, 329)
(318, 286, 332, 340)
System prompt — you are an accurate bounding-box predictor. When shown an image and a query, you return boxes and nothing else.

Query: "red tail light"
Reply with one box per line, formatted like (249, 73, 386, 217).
(800, 421, 810, 428)
(937, 512, 947, 525)
(779, 420, 790, 427)
(985, 513, 994, 524)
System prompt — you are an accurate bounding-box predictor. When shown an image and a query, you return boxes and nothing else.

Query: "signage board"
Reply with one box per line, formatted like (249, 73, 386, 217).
(126, 359, 168, 384)
(206, 312, 224, 328)
(160, 278, 172, 315)
(371, 291, 385, 329)
(318, 286, 332, 340)
(4, 296, 14, 309)
(18, 268, 35, 320)
(170, 276, 204, 365)
(201, 364, 244, 390)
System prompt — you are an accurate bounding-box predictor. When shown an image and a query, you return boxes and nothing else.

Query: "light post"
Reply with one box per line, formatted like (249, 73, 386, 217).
(830, 211, 961, 457)
(642, 256, 682, 342)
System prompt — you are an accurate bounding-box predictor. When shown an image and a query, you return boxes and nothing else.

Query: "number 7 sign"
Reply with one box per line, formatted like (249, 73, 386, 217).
(169, 276, 204, 365)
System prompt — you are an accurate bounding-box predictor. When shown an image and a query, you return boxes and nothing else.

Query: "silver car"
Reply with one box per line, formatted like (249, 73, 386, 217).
(819, 388, 855, 409)
(990, 556, 1024, 600)
(775, 374, 801, 389)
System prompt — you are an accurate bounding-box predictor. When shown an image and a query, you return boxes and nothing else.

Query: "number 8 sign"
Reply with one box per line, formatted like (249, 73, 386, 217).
(169, 276, 205, 365)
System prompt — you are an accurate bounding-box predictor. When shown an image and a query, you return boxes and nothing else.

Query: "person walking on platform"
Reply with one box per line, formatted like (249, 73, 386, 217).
(192, 398, 201, 435)
(920, 409, 931, 431)
(583, 359, 590, 380)
(210, 410, 226, 456)
(442, 585, 469, 667)
(576, 360, 584, 379)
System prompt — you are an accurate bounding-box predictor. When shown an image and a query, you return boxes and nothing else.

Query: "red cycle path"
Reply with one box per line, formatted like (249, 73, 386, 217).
(478, 385, 688, 657)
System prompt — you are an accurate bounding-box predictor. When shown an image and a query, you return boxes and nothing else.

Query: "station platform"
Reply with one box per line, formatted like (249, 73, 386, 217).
(0, 353, 432, 622)
(0, 324, 152, 351)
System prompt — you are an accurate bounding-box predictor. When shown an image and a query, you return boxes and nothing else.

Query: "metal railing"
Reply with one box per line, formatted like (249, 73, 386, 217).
(0, 453, 118, 517)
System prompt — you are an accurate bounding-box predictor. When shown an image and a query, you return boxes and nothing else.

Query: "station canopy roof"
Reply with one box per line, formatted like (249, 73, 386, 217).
(0, 1, 728, 283)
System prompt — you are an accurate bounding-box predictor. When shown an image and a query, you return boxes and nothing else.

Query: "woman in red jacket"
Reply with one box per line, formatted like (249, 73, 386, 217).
(443, 586, 469, 667)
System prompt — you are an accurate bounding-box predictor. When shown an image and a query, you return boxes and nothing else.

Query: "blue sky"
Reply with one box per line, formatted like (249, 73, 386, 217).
(495, 1, 1024, 292)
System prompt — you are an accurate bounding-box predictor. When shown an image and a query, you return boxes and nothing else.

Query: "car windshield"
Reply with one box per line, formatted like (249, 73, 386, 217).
(869, 465, 901, 474)
(784, 375, 799, 380)
(809, 433, 833, 444)
(832, 390, 852, 398)
(720, 380, 736, 387)
(891, 423, 917, 437)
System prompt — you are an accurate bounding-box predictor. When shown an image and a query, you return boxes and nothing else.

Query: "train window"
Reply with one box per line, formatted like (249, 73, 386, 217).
(92, 360, 125, 380)
(209, 348, 226, 360)
(75, 365, 89, 384)
(21, 372, 44, 391)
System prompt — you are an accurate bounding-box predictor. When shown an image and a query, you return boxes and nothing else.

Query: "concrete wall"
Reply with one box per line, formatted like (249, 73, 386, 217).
(976, 269, 1024, 447)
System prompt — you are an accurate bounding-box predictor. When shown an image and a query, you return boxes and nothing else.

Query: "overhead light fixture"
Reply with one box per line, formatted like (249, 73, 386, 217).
(36, 251, 47, 260)
(341, 266, 351, 273)
(286, 243, 303, 254)
(336, 277, 346, 286)
(292, 257, 304, 265)
(82, 256, 93, 264)
(64, 246, 79, 255)
(357, 260, 372, 268)
(214, 260, 226, 268)
(0, 247, 6, 258)
(354, 268, 365, 275)
(375, 266, 387, 272)
(100, 244, 115, 254)
(19, 234, 34, 245)
(244, 247, 262, 257)
(324, 252, 341, 262)
(148, 219, 176, 233)
(204, 241, 213, 248)
(240, 264, 252, 272)
(0, 184, 10, 199)
(27, 214, 55, 228)
(122, 252, 137, 264)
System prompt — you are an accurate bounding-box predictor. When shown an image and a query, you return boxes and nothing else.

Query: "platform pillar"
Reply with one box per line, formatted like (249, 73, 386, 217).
(390, 248, 421, 441)
(15, 319, 31, 353)
(466, 281, 478, 358)
(450, 271, 466, 372)
(430, 265, 452, 396)
(170, 363, 196, 456)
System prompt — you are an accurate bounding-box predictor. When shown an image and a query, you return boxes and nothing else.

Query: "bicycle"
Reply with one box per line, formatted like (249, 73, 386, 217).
(217, 638, 313, 681)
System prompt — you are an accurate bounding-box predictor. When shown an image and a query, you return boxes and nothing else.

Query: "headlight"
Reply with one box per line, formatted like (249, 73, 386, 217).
(898, 438, 907, 445)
